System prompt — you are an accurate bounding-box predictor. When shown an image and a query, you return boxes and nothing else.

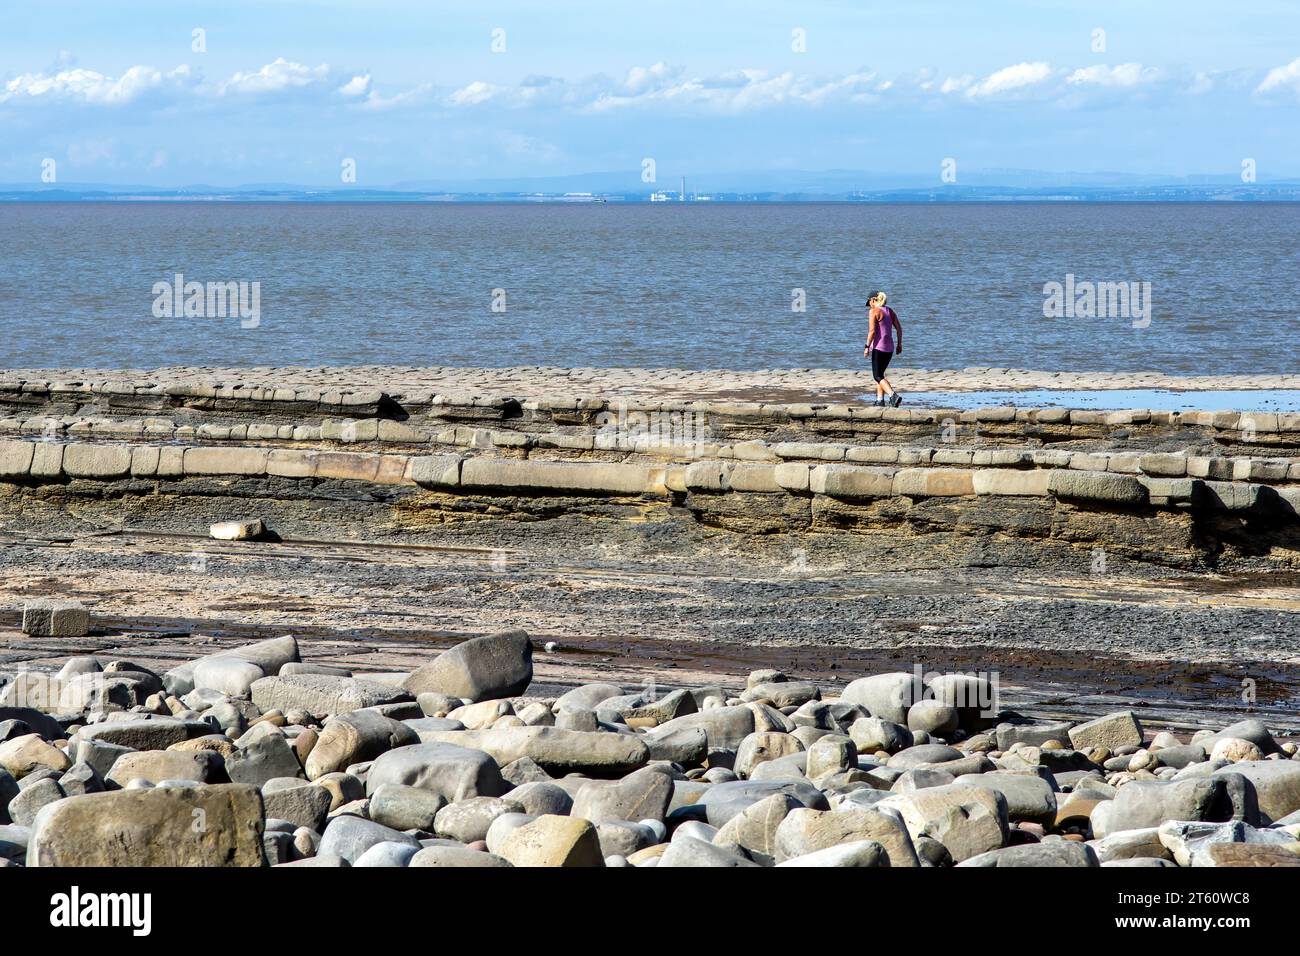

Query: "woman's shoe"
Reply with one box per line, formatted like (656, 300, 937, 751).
(890, 393, 904, 408)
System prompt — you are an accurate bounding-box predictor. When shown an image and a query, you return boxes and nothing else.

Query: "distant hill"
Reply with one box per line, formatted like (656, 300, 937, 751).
(3, 169, 1299, 203)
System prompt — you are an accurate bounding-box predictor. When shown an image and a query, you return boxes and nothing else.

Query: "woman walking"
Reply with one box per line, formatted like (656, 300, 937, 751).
(864, 291, 904, 407)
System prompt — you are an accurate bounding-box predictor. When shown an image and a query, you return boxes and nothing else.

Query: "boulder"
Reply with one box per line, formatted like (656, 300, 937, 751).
(57, 761, 104, 798)
(317, 815, 420, 865)
(954, 772, 1057, 825)
(1201, 719, 1281, 756)
(996, 721, 1075, 750)
(1100, 776, 1256, 836)
(712, 792, 800, 861)
(0, 823, 29, 863)
(74, 740, 135, 781)
(434, 796, 521, 843)
(959, 839, 1099, 867)
(1212, 761, 1300, 823)
(775, 840, 890, 867)
(512, 783, 575, 818)
(1154, 743, 1207, 769)
(21, 599, 90, 638)
(250, 675, 412, 717)
(352, 841, 421, 868)
(365, 742, 507, 802)
(571, 767, 673, 824)
(774, 807, 919, 866)
(225, 724, 305, 786)
(644, 725, 709, 765)
(0, 707, 64, 741)
(260, 779, 332, 832)
(448, 699, 514, 730)
(742, 681, 820, 708)
(192, 658, 265, 698)
(907, 700, 959, 737)
(402, 630, 533, 702)
(500, 756, 553, 786)
(649, 708, 755, 753)
(840, 673, 923, 724)
(167, 635, 300, 688)
(1068, 711, 1143, 752)
(28, 784, 266, 866)
(552, 683, 624, 714)
(9, 777, 64, 827)
(805, 735, 857, 781)
(927, 674, 998, 731)
(596, 821, 657, 858)
(1158, 819, 1299, 867)
(658, 835, 759, 867)
(1088, 827, 1171, 863)
(887, 744, 964, 770)
(849, 717, 913, 755)
(409, 845, 513, 867)
(106, 750, 227, 787)
(74, 718, 210, 752)
(0, 734, 70, 778)
(747, 752, 807, 782)
(413, 727, 648, 777)
(305, 711, 419, 779)
(1198, 843, 1300, 867)
(1211, 738, 1263, 763)
(696, 780, 829, 828)
(367, 783, 447, 831)
(496, 814, 604, 867)
(735, 732, 805, 779)
(879, 783, 1009, 862)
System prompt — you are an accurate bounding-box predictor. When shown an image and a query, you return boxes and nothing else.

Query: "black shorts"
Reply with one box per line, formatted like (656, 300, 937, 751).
(870, 348, 893, 382)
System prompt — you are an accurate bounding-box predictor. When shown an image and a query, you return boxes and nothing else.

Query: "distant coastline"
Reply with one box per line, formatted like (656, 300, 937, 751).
(5, 173, 1300, 205)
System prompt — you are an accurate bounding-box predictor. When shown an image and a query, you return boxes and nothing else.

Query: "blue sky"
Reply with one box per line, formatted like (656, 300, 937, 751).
(3, 0, 1300, 187)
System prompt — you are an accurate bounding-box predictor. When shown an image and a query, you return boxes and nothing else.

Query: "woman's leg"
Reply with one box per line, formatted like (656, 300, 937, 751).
(874, 350, 895, 395)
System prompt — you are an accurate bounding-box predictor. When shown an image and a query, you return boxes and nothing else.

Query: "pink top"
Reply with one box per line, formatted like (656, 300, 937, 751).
(870, 306, 896, 352)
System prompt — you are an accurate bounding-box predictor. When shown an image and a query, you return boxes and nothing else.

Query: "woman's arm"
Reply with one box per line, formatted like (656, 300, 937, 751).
(865, 308, 878, 355)
(892, 313, 903, 354)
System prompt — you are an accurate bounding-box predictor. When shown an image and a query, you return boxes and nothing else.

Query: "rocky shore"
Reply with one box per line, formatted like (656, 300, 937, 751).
(3, 628, 1298, 868)
(0, 366, 1297, 869)
(3, 365, 1299, 403)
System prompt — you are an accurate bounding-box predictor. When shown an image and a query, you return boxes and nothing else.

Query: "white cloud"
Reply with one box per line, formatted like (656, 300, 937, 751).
(583, 65, 882, 114)
(338, 74, 371, 98)
(0, 55, 1251, 120)
(448, 80, 505, 106)
(1066, 63, 1161, 87)
(220, 58, 330, 95)
(0, 64, 195, 105)
(966, 62, 1052, 98)
(1257, 57, 1300, 94)
(360, 83, 433, 111)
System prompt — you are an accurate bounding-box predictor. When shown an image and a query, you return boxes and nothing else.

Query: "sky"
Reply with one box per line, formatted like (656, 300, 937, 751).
(2, 0, 1300, 187)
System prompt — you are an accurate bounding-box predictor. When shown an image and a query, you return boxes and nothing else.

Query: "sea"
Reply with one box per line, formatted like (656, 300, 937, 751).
(2, 201, 1297, 375)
